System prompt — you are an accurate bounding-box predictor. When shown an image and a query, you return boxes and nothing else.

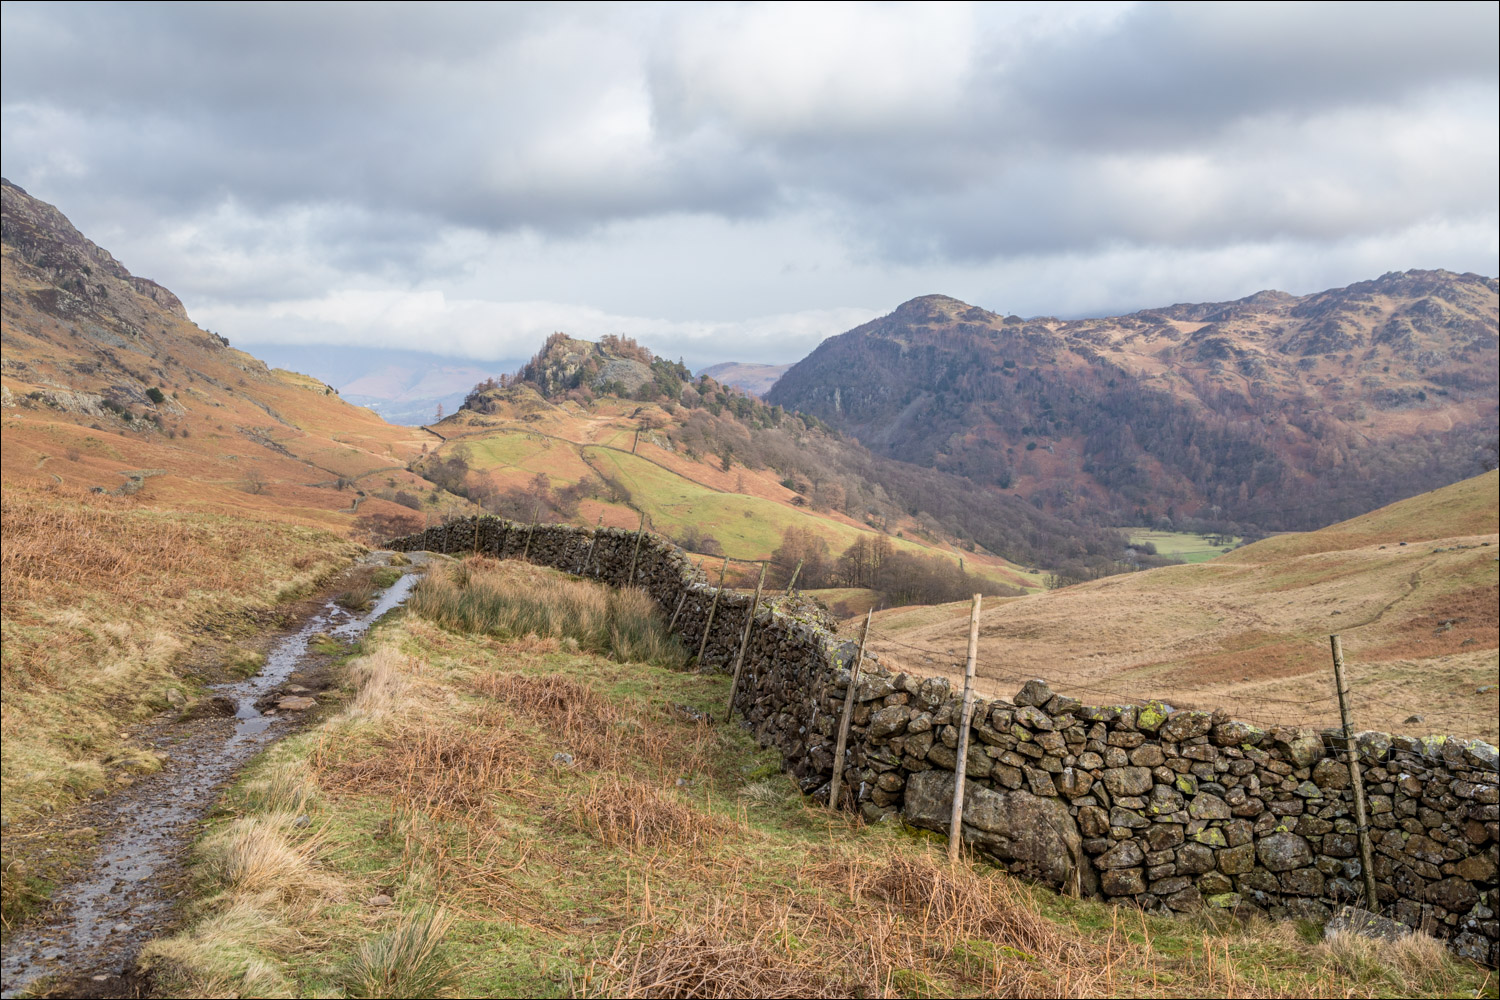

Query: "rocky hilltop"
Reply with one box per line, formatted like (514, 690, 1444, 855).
(768, 278, 1499, 532)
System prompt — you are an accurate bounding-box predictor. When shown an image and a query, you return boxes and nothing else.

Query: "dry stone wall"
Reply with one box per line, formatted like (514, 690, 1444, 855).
(389, 517, 1499, 965)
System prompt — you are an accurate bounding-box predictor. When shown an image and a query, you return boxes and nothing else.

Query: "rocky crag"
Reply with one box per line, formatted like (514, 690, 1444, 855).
(389, 517, 1499, 965)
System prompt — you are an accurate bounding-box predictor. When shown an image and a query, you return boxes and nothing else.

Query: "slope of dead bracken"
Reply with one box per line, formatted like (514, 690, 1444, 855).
(860, 471, 1500, 744)
(1, 178, 451, 535)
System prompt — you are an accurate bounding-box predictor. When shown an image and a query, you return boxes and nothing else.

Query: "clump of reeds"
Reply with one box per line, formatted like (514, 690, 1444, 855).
(409, 558, 685, 666)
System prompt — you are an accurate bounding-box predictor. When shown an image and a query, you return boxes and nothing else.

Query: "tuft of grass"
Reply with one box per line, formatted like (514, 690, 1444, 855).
(197, 816, 337, 903)
(410, 557, 685, 666)
(232, 762, 320, 815)
(337, 581, 377, 611)
(342, 908, 458, 999)
(138, 899, 298, 999)
(370, 566, 403, 589)
(1320, 928, 1470, 993)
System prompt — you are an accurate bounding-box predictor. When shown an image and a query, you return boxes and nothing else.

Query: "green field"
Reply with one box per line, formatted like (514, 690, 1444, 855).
(452, 429, 1034, 589)
(1123, 529, 1241, 564)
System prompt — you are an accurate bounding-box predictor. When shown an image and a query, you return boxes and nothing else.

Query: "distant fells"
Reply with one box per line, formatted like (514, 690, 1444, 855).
(768, 283, 1499, 532)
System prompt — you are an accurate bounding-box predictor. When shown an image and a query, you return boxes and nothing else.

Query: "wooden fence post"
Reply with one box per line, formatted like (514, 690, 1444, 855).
(521, 502, 541, 561)
(1330, 634, 1381, 910)
(578, 514, 603, 574)
(784, 558, 804, 596)
(725, 563, 768, 722)
(627, 512, 647, 585)
(948, 594, 982, 864)
(667, 590, 687, 633)
(694, 557, 730, 668)
(828, 609, 874, 811)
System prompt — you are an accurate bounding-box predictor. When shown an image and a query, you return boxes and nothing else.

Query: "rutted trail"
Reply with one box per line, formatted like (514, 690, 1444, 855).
(0, 557, 426, 999)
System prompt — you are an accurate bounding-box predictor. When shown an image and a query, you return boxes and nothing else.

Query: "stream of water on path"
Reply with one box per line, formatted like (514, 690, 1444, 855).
(0, 567, 421, 998)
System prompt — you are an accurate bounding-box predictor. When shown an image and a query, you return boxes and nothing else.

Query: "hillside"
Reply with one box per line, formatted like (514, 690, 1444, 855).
(0, 180, 480, 831)
(0, 179, 457, 535)
(858, 471, 1499, 743)
(768, 280, 1499, 533)
(428, 334, 1162, 596)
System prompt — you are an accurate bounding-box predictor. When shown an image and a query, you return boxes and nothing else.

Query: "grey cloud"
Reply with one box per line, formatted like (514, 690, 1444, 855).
(1, 1, 1495, 362)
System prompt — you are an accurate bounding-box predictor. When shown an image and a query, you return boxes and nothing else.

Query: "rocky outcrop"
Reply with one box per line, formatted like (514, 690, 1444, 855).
(390, 516, 1500, 966)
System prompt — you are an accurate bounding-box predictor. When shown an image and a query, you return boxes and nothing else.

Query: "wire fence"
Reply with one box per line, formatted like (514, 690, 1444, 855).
(847, 617, 1442, 732)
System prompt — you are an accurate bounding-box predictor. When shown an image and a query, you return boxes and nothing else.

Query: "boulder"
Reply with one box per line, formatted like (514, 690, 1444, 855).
(903, 769, 1096, 894)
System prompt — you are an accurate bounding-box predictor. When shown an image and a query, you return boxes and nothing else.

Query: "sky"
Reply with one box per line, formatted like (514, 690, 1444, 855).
(2, 1, 1497, 371)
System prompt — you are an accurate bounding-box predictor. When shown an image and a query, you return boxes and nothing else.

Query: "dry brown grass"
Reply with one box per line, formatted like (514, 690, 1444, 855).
(0, 482, 358, 829)
(863, 476, 1499, 741)
(580, 849, 1124, 1000)
(317, 718, 532, 819)
(197, 815, 340, 904)
(568, 776, 729, 852)
(586, 914, 850, 999)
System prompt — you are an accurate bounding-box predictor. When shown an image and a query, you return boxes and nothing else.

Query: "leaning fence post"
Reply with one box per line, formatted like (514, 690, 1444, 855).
(783, 558, 804, 596)
(725, 563, 768, 722)
(828, 609, 874, 811)
(521, 502, 541, 561)
(667, 590, 687, 634)
(1330, 634, 1381, 910)
(948, 594, 982, 863)
(627, 512, 647, 584)
(578, 514, 603, 574)
(694, 557, 730, 668)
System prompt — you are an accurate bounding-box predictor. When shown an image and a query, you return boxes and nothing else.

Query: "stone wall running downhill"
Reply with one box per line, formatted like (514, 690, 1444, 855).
(388, 517, 1500, 965)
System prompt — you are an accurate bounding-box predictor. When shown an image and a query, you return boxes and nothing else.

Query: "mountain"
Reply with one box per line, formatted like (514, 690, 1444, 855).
(859, 470, 1498, 745)
(767, 279, 1499, 532)
(437, 333, 1154, 592)
(699, 361, 792, 397)
(0, 178, 457, 535)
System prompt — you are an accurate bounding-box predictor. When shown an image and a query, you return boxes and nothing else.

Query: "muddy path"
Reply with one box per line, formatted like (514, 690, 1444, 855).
(0, 554, 431, 999)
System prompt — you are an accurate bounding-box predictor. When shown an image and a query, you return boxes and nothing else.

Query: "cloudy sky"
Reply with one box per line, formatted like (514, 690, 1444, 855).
(2, 1, 1496, 371)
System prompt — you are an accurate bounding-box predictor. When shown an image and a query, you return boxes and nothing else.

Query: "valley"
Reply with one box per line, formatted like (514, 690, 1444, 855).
(2, 180, 1497, 996)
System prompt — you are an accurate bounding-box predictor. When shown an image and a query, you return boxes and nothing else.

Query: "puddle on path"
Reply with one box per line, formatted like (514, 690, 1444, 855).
(0, 565, 422, 998)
